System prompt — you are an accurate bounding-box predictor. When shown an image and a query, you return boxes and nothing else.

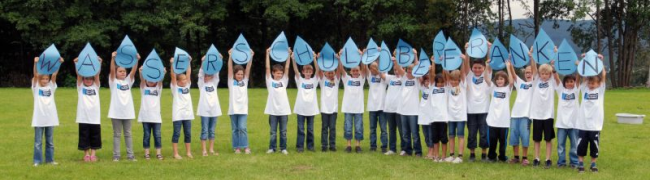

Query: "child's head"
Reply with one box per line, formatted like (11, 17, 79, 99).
(562, 74, 577, 89)
(449, 70, 461, 87)
(586, 75, 602, 90)
(233, 65, 245, 81)
(177, 73, 188, 87)
(434, 73, 445, 87)
(538, 64, 553, 81)
(494, 71, 509, 87)
(145, 80, 157, 87)
(421, 73, 430, 86)
(116, 66, 127, 80)
(324, 71, 336, 80)
(523, 66, 534, 81)
(38, 74, 50, 86)
(471, 60, 485, 76)
(369, 62, 379, 75)
(272, 64, 284, 80)
(204, 74, 214, 82)
(302, 65, 314, 78)
(82, 76, 95, 87)
(405, 64, 415, 74)
(350, 66, 361, 78)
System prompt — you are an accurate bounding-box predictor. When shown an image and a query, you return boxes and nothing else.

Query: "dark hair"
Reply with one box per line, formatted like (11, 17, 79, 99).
(233, 65, 245, 74)
(494, 71, 509, 86)
(587, 76, 602, 83)
(471, 60, 485, 67)
(562, 74, 577, 87)
(272, 64, 283, 73)
(434, 73, 445, 84)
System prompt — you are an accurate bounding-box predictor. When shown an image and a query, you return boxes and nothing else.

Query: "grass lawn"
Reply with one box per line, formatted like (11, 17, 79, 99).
(0, 87, 649, 179)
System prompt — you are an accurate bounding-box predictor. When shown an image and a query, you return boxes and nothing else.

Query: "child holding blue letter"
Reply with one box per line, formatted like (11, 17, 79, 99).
(339, 49, 366, 153)
(74, 56, 103, 162)
(292, 50, 319, 153)
(138, 66, 165, 160)
(31, 57, 63, 166)
(198, 55, 223, 156)
(265, 48, 292, 155)
(170, 57, 194, 159)
(316, 53, 340, 152)
(576, 53, 606, 173)
(227, 49, 254, 154)
(108, 51, 139, 162)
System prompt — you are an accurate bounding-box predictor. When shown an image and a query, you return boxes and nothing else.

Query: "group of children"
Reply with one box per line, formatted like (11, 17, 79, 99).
(31, 42, 606, 174)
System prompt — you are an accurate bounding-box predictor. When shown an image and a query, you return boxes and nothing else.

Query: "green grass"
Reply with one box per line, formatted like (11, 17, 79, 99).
(1, 88, 649, 179)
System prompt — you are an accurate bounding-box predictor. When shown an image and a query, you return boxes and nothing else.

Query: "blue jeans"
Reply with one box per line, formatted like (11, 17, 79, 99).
(200, 116, 218, 140)
(230, 114, 248, 149)
(172, 120, 192, 143)
(369, 111, 388, 149)
(344, 113, 364, 141)
(143, 123, 162, 149)
(321, 113, 337, 149)
(400, 115, 422, 155)
(385, 112, 403, 152)
(557, 128, 579, 166)
(509, 117, 531, 147)
(448, 121, 466, 137)
(34, 127, 54, 164)
(421, 124, 434, 148)
(297, 115, 315, 150)
(467, 113, 489, 150)
(269, 115, 288, 150)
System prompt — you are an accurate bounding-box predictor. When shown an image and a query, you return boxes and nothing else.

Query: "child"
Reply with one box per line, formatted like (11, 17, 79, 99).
(395, 53, 422, 157)
(418, 71, 434, 159)
(74, 57, 102, 162)
(485, 60, 514, 162)
(382, 56, 405, 156)
(465, 43, 491, 162)
(553, 66, 580, 168)
(198, 55, 223, 156)
(292, 50, 319, 152)
(428, 60, 449, 163)
(507, 52, 537, 166)
(530, 55, 557, 168)
(446, 54, 470, 163)
(31, 57, 63, 166)
(576, 54, 606, 173)
(339, 49, 366, 153)
(265, 48, 292, 155)
(227, 49, 253, 154)
(108, 52, 139, 162)
(137, 66, 165, 160)
(170, 57, 194, 159)
(366, 60, 388, 153)
(316, 53, 340, 152)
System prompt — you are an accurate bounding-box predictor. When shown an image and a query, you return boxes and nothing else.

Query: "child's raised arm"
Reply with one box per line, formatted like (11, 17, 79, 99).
(391, 56, 405, 77)
(139, 66, 145, 89)
(94, 57, 102, 87)
(460, 54, 469, 80)
(337, 51, 346, 78)
(484, 59, 493, 87)
(265, 48, 271, 77)
(291, 50, 300, 79)
(313, 51, 320, 79)
(32, 57, 39, 86)
(529, 48, 538, 78)
(599, 54, 606, 84)
(170, 58, 177, 86)
(110, 52, 117, 81)
(227, 49, 234, 79)
(129, 53, 140, 80)
(284, 50, 291, 79)
(74, 58, 81, 86)
(185, 56, 192, 83)
(245, 51, 254, 80)
(506, 61, 514, 89)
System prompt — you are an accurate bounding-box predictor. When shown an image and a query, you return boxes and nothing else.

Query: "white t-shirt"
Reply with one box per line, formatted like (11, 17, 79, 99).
(228, 77, 249, 115)
(32, 81, 59, 127)
(320, 77, 339, 114)
(341, 74, 365, 113)
(486, 85, 512, 128)
(138, 85, 162, 123)
(429, 85, 448, 122)
(530, 76, 556, 120)
(447, 82, 467, 122)
(418, 85, 433, 125)
(171, 83, 194, 121)
(511, 76, 534, 118)
(294, 76, 320, 116)
(108, 76, 135, 119)
(383, 75, 403, 113)
(367, 72, 386, 112)
(397, 76, 420, 116)
(76, 83, 101, 124)
(264, 75, 291, 115)
(197, 70, 222, 117)
(555, 84, 579, 129)
(576, 83, 605, 131)
(466, 72, 491, 114)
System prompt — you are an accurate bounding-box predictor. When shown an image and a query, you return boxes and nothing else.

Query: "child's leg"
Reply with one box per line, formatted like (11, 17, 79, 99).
(396, 114, 405, 152)
(544, 119, 556, 161)
(354, 113, 364, 147)
(441, 123, 449, 158)
(268, 116, 279, 151)
(153, 123, 162, 154)
(457, 121, 466, 156)
(230, 115, 239, 150)
(34, 127, 44, 164)
(209, 117, 217, 153)
(279, 116, 288, 151)
(238, 115, 249, 149)
(297, 115, 306, 150)
(306, 116, 315, 150)
(466, 114, 478, 155)
(143, 123, 151, 154)
(111, 119, 124, 159)
(498, 128, 508, 161)
(448, 122, 456, 156)
(386, 113, 397, 152)
(200, 116, 209, 153)
(400, 115, 412, 155)
(123, 120, 134, 159)
(477, 114, 489, 155)
(568, 129, 579, 166)
(576, 130, 587, 167)
(321, 114, 330, 149)
(556, 128, 568, 165)
(589, 131, 600, 167)
(344, 113, 353, 147)
(172, 121, 182, 156)
(44, 127, 55, 163)
(509, 118, 520, 159)
(532, 119, 542, 160)
(409, 117, 422, 156)
(183, 120, 193, 156)
(328, 113, 337, 149)
(369, 111, 379, 149)
(488, 126, 498, 160)
(378, 111, 388, 151)
(521, 118, 531, 160)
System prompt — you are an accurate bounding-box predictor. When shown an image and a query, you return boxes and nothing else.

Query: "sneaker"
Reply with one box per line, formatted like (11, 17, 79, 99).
(345, 146, 352, 153)
(113, 157, 120, 162)
(381, 148, 388, 153)
(370, 147, 377, 152)
(545, 160, 552, 169)
(415, 154, 423, 158)
(156, 154, 164, 160)
(297, 148, 304, 153)
(425, 155, 434, 160)
(128, 157, 137, 161)
(590, 167, 599, 173)
(202, 152, 209, 157)
(174, 155, 183, 160)
(355, 146, 362, 153)
(508, 158, 520, 164)
(570, 164, 578, 169)
(322, 147, 328, 152)
(307, 148, 315, 152)
(557, 164, 567, 168)
(48, 162, 59, 165)
(444, 156, 455, 162)
(384, 150, 395, 155)
(452, 157, 463, 163)
(481, 154, 488, 162)
(522, 159, 530, 166)
(533, 159, 541, 167)
(281, 150, 289, 155)
(244, 148, 251, 154)
(83, 155, 91, 162)
(329, 147, 337, 152)
(578, 166, 585, 173)
(469, 154, 476, 162)
(399, 151, 407, 156)
(33, 163, 39, 167)
(266, 149, 275, 154)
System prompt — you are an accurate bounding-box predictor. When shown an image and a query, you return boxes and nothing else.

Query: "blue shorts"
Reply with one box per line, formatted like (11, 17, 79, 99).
(508, 117, 531, 147)
(448, 121, 466, 137)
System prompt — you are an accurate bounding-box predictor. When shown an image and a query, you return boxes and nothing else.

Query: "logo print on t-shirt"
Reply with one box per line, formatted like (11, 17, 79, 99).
(422, 92, 429, 100)
(390, 80, 402, 86)
(538, 82, 549, 88)
(272, 81, 284, 88)
(493, 91, 506, 99)
(178, 87, 189, 94)
(144, 89, 159, 96)
(205, 86, 215, 92)
(324, 81, 336, 88)
(233, 81, 245, 87)
(302, 83, 314, 89)
(432, 88, 445, 94)
(371, 77, 381, 83)
(473, 76, 484, 84)
(405, 80, 415, 86)
(562, 93, 575, 100)
(39, 89, 52, 97)
(584, 92, 599, 100)
(117, 84, 130, 91)
(347, 80, 361, 86)
(83, 88, 96, 96)
(520, 83, 532, 90)
(450, 87, 461, 96)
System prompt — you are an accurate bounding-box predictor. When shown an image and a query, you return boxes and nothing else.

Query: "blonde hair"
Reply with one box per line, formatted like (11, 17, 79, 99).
(539, 64, 552, 74)
(449, 70, 461, 81)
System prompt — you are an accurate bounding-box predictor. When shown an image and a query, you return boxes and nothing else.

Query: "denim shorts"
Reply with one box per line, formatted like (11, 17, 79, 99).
(448, 121, 466, 137)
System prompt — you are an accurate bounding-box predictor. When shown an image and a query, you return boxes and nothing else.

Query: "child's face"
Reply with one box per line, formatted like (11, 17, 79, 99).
(450, 78, 460, 87)
(39, 75, 50, 86)
(524, 66, 533, 81)
(422, 77, 430, 86)
(350, 67, 361, 78)
(234, 70, 244, 81)
(565, 79, 576, 89)
(496, 76, 506, 87)
(116, 67, 127, 80)
(204, 74, 213, 82)
(272, 70, 284, 80)
(83, 77, 94, 87)
(177, 74, 188, 87)
(539, 71, 551, 81)
(302, 68, 313, 79)
(369, 63, 379, 75)
(324, 71, 335, 80)
(588, 79, 601, 90)
(146, 81, 157, 87)
(436, 80, 445, 87)
(472, 63, 485, 76)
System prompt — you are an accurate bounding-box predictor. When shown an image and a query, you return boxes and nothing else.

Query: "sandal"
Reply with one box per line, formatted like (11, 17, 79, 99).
(156, 154, 164, 160)
(144, 154, 151, 160)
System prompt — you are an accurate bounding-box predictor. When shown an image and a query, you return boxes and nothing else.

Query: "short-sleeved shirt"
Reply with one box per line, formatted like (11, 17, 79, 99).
(383, 75, 403, 113)
(555, 84, 579, 129)
(228, 77, 249, 115)
(511, 76, 534, 118)
(76, 83, 101, 124)
(418, 85, 433, 125)
(397, 76, 420, 116)
(429, 85, 448, 122)
(486, 85, 512, 128)
(171, 83, 194, 121)
(576, 82, 605, 131)
(466, 72, 491, 114)
(447, 82, 468, 122)
(138, 85, 163, 123)
(264, 75, 291, 115)
(341, 74, 365, 113)
(367, 72, 387, 112)
(530, 76, 556, 120)
(108, 76, 135, 119)
(294, 76, 320, 116)
(32, 81, 59, 127)
(197, 70, 222, 117)
(319, 77, 340, 114)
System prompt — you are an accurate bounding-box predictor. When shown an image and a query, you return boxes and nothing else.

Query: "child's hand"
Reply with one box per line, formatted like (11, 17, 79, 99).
(598, 54, 604, 60)
(464, 43, 469, 50)
(137, 53, 141, 60)
(430, 55, 435, 63)
(412, 48, 417, 55)
(251, 51, 255, 57)
(59, 57, 64, 63)
(188, 56, 192, 62)
(486, 59, 491, 64)
(112, 51, 117, 58)
(266, 48, 271, 55)
(201, 55, 205, 61)
(219, 53, 223, 59)
(550, 60, 555, 68)
(228, 49, 233, 55)
(487, 42, 492, 48)
(554, 46, 558, 53)
(170, 58, 174, 63)
(505, 60, 512, 67)
(581, 53, 586, 58)
(98, 57, 103, 63)
(575, 60, 579, 65)
(139, 66, 143, 72)
(74, 58, 78, 63)
(460, 54, 467, 60)
(34, 57, 39, 63)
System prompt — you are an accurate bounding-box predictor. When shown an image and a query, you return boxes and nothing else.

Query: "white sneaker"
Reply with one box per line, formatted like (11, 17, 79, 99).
(266, 149, 275, 154)
(399, 151, 407, 156)
(281, 150, 289, 155)
(33, 163, 39, 167)
(444, 156, 455, 162)
(384, 150, 395, 155)
(452, 157, 463, 164)
(49, 162, 59, 165)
